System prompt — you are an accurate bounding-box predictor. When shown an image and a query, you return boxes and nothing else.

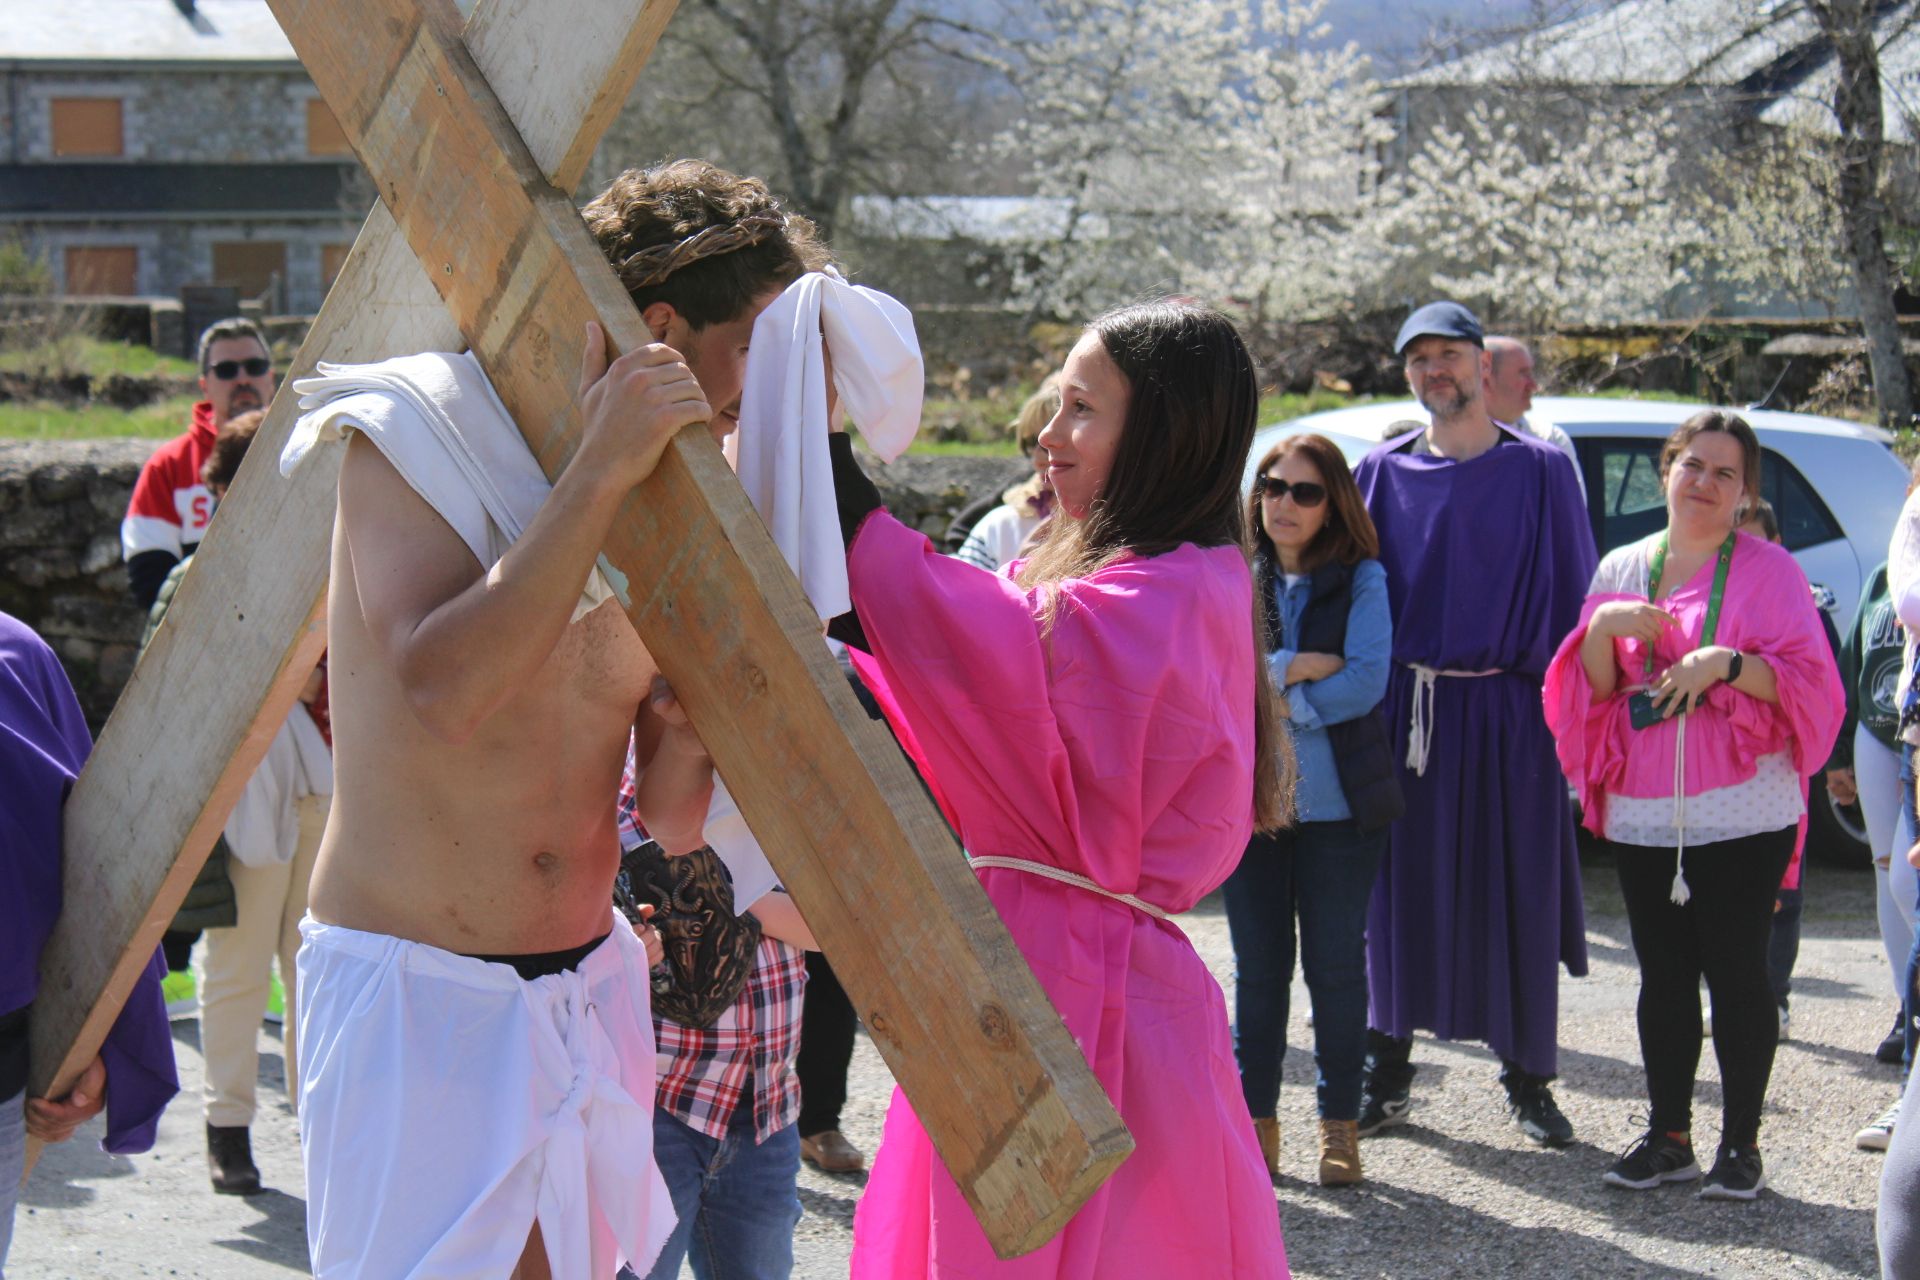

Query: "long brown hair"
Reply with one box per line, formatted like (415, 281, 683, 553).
(1246, 433, 1379, 573)
(1015, 300, 1294, 831)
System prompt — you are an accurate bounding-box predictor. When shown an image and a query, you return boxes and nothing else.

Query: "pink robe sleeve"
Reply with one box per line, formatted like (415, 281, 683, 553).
(843, 511, 1085, 861)
(1709, 551, 1845, 783)
(1543, 592, 1638, 836)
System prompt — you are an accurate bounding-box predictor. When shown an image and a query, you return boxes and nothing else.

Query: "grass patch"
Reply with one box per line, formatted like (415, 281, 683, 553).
(0, 337, 196, 380)
(905, 437, 1025, 457)
(0, 395, 195, 439)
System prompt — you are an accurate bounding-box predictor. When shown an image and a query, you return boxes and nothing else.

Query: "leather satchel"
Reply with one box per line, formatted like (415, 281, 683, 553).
(613, 840, 762, 1028)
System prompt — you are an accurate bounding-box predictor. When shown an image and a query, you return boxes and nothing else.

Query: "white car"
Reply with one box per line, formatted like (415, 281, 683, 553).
(1253, 395, 1911, 863)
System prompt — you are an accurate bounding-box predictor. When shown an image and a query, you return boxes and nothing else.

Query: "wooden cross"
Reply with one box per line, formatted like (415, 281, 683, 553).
(26, 0, 1131, 1256)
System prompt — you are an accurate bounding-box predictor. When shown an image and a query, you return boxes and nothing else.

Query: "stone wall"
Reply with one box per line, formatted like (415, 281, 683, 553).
(0, 436, 1028, 732)
(0, 438, 157, 729)
(1, 67, 330, 165)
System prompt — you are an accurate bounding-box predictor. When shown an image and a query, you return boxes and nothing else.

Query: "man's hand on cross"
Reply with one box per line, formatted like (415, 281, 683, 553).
(575, 321, 711, 493)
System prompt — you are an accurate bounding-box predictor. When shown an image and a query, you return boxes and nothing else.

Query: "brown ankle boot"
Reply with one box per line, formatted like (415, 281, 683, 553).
(207, 1123, 262, 1195)
(1318, 1118, 1362, 1186)
(1253, 1116, 1281, 1179)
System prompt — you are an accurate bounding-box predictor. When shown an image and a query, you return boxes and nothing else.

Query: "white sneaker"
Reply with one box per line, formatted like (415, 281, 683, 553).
(1857, 1100, 1902, 1152)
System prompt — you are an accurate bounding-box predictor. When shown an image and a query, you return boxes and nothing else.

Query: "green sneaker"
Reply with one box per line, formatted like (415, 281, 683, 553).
(264, 971, 286, 1026)
(162, 969, 198, 1020)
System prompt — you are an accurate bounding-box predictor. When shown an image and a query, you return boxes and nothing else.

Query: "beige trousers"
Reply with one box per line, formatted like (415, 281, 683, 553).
(202, 793, 328, 1128)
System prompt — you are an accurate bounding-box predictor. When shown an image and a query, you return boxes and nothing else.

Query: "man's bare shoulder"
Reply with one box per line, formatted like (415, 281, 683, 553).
(336, 432, 486, 627)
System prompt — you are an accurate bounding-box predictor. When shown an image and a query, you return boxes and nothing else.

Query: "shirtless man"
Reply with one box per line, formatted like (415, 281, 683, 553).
(292, 160, 831, 1279)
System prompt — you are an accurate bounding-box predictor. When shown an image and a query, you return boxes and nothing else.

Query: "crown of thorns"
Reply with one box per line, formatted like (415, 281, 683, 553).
(614, 211, 790, 289)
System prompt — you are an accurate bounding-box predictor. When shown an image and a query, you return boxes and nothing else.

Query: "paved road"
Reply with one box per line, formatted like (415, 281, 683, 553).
(13, 857, 1895, 1277)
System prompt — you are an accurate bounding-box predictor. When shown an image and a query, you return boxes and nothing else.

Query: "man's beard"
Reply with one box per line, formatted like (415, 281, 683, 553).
(225, 388, 264, 415)
(1419, 379, 1472, 422)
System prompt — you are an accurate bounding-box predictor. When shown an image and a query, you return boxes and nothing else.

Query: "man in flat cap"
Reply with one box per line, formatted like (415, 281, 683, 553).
(1352, 301, 1597, 1147)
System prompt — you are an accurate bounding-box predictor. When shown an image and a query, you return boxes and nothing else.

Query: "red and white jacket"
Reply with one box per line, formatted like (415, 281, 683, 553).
(122, 402, 218, 607)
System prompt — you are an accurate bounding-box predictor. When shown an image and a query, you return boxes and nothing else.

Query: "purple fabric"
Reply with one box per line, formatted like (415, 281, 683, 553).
(1, 611, 177, 1153)
(1354, 430, 1597, 1077)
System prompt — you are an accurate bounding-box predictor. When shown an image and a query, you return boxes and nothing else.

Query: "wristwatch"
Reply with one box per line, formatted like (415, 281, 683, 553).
(1725, 650, 1744, 683)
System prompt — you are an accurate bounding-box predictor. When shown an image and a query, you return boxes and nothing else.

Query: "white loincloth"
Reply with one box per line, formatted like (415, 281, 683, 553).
(295, 911, 675, 1279)
(731, 271, 921, 621)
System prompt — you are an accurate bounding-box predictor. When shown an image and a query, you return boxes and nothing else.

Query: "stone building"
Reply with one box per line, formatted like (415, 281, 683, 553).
(0, 0, 364, 315)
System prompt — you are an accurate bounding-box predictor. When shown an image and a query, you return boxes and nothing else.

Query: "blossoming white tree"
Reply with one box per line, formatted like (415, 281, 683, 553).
(997, 0, 1390, 322)
(1360, 100, 1704, 328)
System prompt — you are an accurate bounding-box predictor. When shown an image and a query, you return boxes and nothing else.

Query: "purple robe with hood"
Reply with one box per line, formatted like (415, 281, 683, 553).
(1353, 426, 1596, 1077)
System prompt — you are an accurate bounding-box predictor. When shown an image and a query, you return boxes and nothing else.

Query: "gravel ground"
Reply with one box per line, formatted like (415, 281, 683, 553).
(13, 856, 1895, 1278)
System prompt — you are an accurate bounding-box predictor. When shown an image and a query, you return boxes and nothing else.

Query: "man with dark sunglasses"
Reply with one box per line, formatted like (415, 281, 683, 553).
(122, 317, 278, 610)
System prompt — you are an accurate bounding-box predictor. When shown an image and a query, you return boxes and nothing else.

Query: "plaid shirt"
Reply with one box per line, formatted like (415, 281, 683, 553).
(618, 749, 808, 1143)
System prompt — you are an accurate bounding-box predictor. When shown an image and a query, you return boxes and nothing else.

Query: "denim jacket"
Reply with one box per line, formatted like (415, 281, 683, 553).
(1268, 558, 1392, 822)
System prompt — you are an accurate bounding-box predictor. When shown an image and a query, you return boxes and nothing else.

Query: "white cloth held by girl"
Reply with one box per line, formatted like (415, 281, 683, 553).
(731, 271, 922, 621)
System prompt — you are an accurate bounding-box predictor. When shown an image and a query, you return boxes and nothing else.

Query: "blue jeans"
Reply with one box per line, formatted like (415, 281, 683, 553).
(1, 1089, 22, 1277)
(636, 1104, 801, 1280)
(1905, 744, 1920, 1072)
(1222, 818, 1386, 1121)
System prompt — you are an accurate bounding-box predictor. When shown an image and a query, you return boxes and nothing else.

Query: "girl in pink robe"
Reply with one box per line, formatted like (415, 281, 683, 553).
(826, 301, 1291, 1279)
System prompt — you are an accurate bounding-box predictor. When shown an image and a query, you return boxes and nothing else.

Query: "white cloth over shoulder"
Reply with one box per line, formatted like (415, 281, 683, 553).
(281, 350, 620, 624)
(296, 911, 675, 1279)
(225, 706, 332, 868)
(732, 272, 921, 621)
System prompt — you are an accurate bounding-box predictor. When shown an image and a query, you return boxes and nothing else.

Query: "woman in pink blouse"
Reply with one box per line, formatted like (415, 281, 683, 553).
(1544, 411, 1841, 1203)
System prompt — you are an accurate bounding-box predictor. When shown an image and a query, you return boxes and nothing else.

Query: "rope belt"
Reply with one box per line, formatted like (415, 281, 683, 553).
(1404, 663, 1505, 777)
(968, 856, 1172, 921)
(1669, 706, 1692, 905)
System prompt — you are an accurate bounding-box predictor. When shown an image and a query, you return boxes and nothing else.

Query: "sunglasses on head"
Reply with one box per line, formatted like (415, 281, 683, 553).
(1256, 475, 1327, 507)
(208, 357, 271, 380)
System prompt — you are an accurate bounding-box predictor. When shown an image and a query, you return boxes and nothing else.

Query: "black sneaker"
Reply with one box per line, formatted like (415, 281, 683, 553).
(1357, 1081, 1412, 1137)
(1698, 1144, 1766, 1201)
(1507, 1078, 1574, 1147)
(1877, 1013, 1906, 1065)
(1602, 1130, 1701, 1190)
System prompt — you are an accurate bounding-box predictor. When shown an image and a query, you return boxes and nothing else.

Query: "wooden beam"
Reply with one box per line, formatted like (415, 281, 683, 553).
(270, 0, 1129, 1254)
(26, 0, 678, 1175)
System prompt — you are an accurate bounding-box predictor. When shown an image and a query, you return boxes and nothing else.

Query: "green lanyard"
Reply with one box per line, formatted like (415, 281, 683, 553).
(1645, 531, 1735, 676)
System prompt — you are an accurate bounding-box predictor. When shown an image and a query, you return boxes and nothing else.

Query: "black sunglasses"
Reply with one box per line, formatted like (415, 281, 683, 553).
(208, 357, 272, 380)
(1256, 475, 1327, 507)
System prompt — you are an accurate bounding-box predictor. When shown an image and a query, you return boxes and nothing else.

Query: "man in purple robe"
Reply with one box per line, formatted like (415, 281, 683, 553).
(2, 610, 178, 1268)
(1353, 302, 1596, 1147)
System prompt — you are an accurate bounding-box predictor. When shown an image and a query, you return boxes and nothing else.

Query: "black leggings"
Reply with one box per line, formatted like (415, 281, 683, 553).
(1612, 827, 1795, 1148)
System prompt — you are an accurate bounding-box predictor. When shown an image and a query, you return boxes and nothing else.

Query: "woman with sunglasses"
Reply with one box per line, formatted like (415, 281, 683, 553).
(1225, 433, 1400, 1187)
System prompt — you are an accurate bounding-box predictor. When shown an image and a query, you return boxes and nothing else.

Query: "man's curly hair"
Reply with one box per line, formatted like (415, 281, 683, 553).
(583, 160, 833, 329)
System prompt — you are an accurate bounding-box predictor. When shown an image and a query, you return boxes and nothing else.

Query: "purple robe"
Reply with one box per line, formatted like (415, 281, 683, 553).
(1353, 427, 1596, 1077)
(2, 611, 177, 1152)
